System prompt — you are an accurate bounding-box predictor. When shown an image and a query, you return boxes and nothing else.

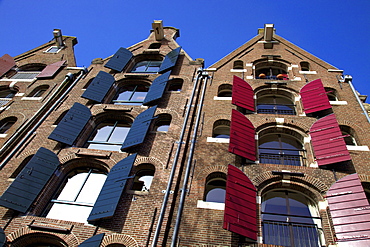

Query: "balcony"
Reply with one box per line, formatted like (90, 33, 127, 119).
(259, 147, 306, 166)
(257, 103, 296, 115)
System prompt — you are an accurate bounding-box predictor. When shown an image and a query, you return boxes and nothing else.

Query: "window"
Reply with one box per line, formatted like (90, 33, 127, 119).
(131, 164, 155, 192)
(262, 190, 323, 246)
(154, 114, 171, 132)
(217, 84, 232, 97)
(212, 120, 230, 138)
(233, 60, 244, 69)
(131, 60, 162, 73)
(0, 116, 17, 134)
(45, 168, 107, 224)
(168, 79, 183, 92)
(255, 61, 288, 80)
(9, 63, 45, 79)
(112, 83, 149, 105)
(340, 125, 358, 146)
(325, 88, 338, 101)
(0, 89, 16, 98)
(86, 119, 132, 151)
(257, 95, 296, 115)
(45, 46, 61, 53)
(300, 61, 310, 71)
(148, 43, 161, 49)
(204, 172, 226, 203)
(28, 85, 49, 97)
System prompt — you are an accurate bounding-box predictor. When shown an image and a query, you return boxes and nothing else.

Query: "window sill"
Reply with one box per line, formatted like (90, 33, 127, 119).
(0, 134, 8, 138)
(197, 200, 224, 210)
(21, 97, 42, 101)
(347, 145, 369, 151)
(330, 101, 348, 105)
(299, 71, 317, 74)
(230, 69, 247, 72)
(207, 137, 230, 143)
(213, 96, 232, 101)
(0, 78, 36, 83)
(127, 190, 149, 195)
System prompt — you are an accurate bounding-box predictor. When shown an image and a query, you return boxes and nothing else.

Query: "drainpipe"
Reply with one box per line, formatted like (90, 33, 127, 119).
(345, 75, 370, 123)
(0, 67, 87, 169)
(171, 72, 209, 247)
(151, 68, 203, 247)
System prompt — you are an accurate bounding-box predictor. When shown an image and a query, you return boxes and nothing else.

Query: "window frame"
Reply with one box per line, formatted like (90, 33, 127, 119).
(131, 60, 162, 73)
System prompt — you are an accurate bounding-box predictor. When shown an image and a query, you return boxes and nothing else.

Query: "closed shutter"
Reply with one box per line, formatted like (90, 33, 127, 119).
(81, 71, 115, 102)
(36, 60, 66, 78)
(229, 109, 256, 161)
(310, 114, 351, 167)
(232, 76, 255, 111)
(0, 148, 59, 213)
(88, 154, 137, 222)
(121, 106, 157, 151)
(48, 103, 91, 146)
(143, 71, 171, 105)
(0, 227, 5, 247)
(223, 164, 257, 240)
(300, 79, 331, 114)
(78, 233, 105, 247)
(327, 173, 370, 246)
(158, 47, 181, 73)
(104, 47, 133, 72)
(0, 54, 16, 77)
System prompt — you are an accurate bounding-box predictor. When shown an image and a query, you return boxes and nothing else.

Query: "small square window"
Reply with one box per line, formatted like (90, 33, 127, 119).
(45, 46, 61, 53)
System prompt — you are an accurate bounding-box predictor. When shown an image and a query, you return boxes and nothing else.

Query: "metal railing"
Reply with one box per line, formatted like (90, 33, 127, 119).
(257, 104, 296, 115)
(259, 148, 306, 166)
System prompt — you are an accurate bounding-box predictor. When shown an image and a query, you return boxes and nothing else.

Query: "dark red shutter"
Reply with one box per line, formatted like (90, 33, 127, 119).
(223, 164, 257, 240)
(37, 61, 66, 78)
(0, 54, 16, 77)
(300, 79, 331, 114)
(310, 114, 351, 167)
(232, 76, 255, 111)
(327, 173, 370, 246)
(229, 109, 256, 161)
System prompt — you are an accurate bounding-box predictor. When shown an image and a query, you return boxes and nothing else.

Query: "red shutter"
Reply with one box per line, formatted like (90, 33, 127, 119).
(327, 174, 370, 246)
(37, 60, 66, 78)
(232, 76, 255, 111)
(223, 164, 257, 240)
(229, 109, 256, 161)
(300, 79, 331, 114)
(310, 114, 351, 167)
(0, 54, 16, 77)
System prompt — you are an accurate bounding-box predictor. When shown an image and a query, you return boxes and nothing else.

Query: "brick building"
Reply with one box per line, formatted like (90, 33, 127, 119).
(0, 22, 369, 247)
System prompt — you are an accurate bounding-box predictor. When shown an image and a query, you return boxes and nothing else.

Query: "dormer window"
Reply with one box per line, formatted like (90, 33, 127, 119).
(131, 60, 162, 73)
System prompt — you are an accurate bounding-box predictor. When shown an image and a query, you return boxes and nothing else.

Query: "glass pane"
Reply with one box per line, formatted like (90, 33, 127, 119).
(90, 125, 114, 142)
(131, 61, 149, 72)
(206, 188, 226, 203)
(138, 175, 154, 191)
(56, 172, 89, 201)
(76, 173, 107, 204)
(263, 193, 287, 215)
(157, 125, 170, 132)
(131, 91, 147, 102)
(108, 126, 130, 143)
(46, 203, 93, 224)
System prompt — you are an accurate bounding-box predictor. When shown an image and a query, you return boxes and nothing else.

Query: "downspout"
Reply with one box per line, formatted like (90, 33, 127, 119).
(151, 68, 203, 247)
(346, 76, 370, 123)
(171, 72, 209, 247)
(0, 68, 87, 169)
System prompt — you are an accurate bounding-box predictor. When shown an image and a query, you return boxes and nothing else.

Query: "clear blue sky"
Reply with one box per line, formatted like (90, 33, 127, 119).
(1, 0, 370, 100)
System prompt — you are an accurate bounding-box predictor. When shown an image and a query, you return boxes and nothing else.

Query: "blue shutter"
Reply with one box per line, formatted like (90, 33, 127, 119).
(121, 106, 157, 151)
(88, 154, 137, 222)
(0, 227, 5, 247)
(104, 47, 133, 72)
(48, 103, 91, 146)
(0, 148, 59, 213)
(81, 71, 115, 102)
(158, 47, 181, 73)
(78, 233, 105, 247)
(143, 71, 171, 105)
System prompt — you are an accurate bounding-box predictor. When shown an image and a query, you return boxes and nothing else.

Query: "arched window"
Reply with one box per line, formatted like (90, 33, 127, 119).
(131, 60, 162, 73)
(204, 172, 226, 203)
(262, 190, 323, 246)
(217, 84, 232, 97)
(45, 168, 107, 223)
(325, 88, 338, 101)
(257, 95, 296, 115)
(212, 120, 230, 138)
(340, 125, 358, 146)
(28, 85, 49, 97)
(300, 61, 310, 71)
(131, 164, 155, 192)
(168, 79, 183, 92)
(112, 83, 149, 105)
(154, 114, 171, 132)
(255, 61, 288, 80)
(233, 60, 244, 69)
(0, 89, 17, 98)
(0, 116, 17, 134)
(11, 233, 67, 247)
(10, 63, 45, 79)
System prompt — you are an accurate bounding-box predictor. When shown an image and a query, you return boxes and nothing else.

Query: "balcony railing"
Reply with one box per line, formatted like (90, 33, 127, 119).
(10, 72, 40, 80)
(259, 148, 306, 166)
(257, 104, 296, 115)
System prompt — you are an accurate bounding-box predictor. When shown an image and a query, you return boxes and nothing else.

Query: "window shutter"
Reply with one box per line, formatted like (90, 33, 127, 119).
(121, 106, 157, 151)
(88, 154, 137, 222)
(223, 164, 257, 240)
(300, 79, 331, 114)
(327, 173, 370, 245)
(0, 227, 5, 247)
(0, 54, 16, 77)
(78, 233, 105, 247)
(310, 114, 351, 167)
(48, 103, 91, 146)
(36, 60, 66, 78)
(143, 71, 171, 105)
(158, 47, 181, 73)
(104, 47, 133, 72)
(229, 109, 256, 161)
(81, 71, 115, 102)
(0, 147, 59, 213)
(232, 76, 255, 111)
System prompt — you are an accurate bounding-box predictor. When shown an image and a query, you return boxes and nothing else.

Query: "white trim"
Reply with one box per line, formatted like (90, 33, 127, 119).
(347, 145, 369, 151)
(204, 68, 217, 71)
(291, 64, 299, 68)
(246, 76, 254, 79)
(330, 101, 348, 105)
(293, 77, 302, 81)
(213, 96, 231, 101)
(328, 69, 344, 73)
(304, 136, 311, 143)
(245, 63, 253, 67)
(207, 137, 230, 143)
(15, 93, 24, 97)
(275, 118, 284, 124)
(21, 97, 43, 101)
(230, 69, 247, 72)
(318, 200, 328, 210)
(0, 134, 7, 138)
(299, 71, 317, 74)
(0, 78, 36, 83)
(197, 200, 225, 210)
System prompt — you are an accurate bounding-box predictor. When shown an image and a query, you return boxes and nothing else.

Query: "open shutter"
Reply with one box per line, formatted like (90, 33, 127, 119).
(121, 106, 157, 151)
(0, 148, 59, 213)
(48, 103, 91, 146)
(88, 154, 136, 222)
(0, 54, 16, 77)
(327, 174, 370, 246)
(81, 71, 115, 102)
(37, 60, 65, 78)
(143, 71, 171, 105)
(229, 109, 256, 161)
(232, 76, 255, 111)
(0, 227, 5, 247)
(223, 165, 257, 240)
(310, 114, 351, 167)
(300, 79, 331, 114)
(158, 47, 181, 73)
(78, 233, 105, 247)
(104, 47, 133, 72)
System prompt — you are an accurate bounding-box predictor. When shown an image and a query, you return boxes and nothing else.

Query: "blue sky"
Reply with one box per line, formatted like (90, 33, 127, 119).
(1, 0, 370, 100)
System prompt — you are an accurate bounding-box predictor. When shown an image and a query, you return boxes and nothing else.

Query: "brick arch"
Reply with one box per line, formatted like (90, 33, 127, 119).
(101, 233, 139, 247)
(155, 108, 180, 120)
(359, 174, 370, 182)
(204, 114, 232, 137)
(57, 150, 117, 169)
(134, 156, 166, 170)
(252, 117, 313, 134)
(195, 164, 228, 181)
